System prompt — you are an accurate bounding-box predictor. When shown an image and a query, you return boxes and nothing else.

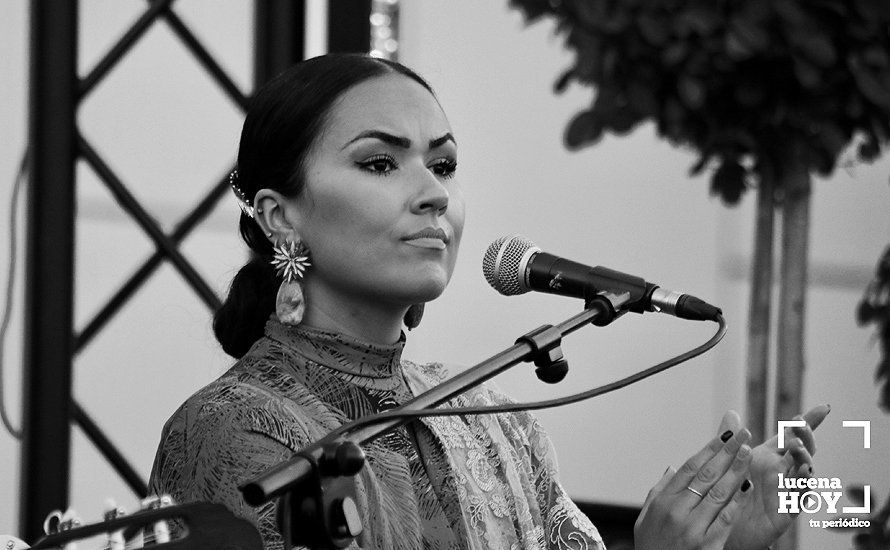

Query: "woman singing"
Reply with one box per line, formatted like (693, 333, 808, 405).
(149, 53, 827, 550)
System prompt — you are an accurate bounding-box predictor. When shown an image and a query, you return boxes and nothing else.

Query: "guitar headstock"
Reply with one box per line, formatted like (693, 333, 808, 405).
(25, 496, 262, 550)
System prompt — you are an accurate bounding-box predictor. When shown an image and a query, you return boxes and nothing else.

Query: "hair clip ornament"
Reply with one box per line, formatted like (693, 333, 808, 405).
(229, 169, 255, 219)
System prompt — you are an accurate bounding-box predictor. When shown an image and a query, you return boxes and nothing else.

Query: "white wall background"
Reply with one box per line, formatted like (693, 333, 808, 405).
(2, 2, 889, 548)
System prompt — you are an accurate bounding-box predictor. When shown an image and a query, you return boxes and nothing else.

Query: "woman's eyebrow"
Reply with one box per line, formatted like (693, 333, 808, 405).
(342, 130, 456, 150)
(343, 130, 410, 149)
(429, 133, 456, 149)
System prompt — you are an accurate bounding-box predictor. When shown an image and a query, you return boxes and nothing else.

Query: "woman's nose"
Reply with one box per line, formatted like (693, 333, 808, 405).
(410, 171, 449, 216)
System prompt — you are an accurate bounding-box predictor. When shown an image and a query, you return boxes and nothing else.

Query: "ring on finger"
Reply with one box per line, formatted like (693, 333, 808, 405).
(685, 486, 705, 498)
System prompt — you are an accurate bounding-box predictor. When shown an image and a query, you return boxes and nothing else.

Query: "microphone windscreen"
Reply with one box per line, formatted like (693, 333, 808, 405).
(482, 235, 539, 295)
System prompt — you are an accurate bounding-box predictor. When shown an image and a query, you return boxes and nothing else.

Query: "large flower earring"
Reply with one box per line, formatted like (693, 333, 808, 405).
(403, 303, 424, 331)
(270, 240, 311, 326)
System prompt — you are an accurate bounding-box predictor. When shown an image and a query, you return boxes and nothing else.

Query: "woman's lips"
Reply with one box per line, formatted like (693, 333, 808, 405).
(403, 237, 447, 250)
(402, 227, 449, 249)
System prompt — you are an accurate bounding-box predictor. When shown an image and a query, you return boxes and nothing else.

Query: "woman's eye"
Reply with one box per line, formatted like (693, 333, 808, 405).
(430, 158, 457, 179)
(358, 155, 397, 175)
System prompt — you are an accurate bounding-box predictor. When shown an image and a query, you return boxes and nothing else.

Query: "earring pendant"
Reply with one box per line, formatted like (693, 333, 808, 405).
(404, 303, 424, 330)
(271, 240, 311, 326)
(276, 279, 306, 326)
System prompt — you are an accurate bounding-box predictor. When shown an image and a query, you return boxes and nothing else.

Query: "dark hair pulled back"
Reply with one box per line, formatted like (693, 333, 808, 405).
(213, 53, 434, 358)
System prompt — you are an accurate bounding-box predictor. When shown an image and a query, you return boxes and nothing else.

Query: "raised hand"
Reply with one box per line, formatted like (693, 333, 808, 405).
(634, 428, 754, 549)
(724, 405, 831, 550)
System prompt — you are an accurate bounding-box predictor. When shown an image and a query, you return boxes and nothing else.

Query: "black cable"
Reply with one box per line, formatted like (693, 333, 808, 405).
(327, 314, 727, 442)
(0, 148, 29, 439)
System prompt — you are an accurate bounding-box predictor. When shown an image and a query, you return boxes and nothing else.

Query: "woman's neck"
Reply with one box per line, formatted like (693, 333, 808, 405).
(299, 279, 406, 345)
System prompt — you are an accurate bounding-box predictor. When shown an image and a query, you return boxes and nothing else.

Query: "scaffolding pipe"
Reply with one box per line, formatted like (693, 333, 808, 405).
(255, 0, 306, 87)
(21, 0, 79, 541)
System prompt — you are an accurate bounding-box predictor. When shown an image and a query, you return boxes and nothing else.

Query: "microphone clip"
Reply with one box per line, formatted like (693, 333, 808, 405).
(515, 325, 569, 384)
(275, 440, 366, 549)
(586, 290, 631, 327)
(515, 290, 631, 384)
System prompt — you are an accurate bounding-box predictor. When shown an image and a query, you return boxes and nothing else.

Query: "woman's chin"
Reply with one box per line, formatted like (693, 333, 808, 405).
(400, 263, 452, 293)
(407, 282, 448, 304)
(396, 274, 450, 304)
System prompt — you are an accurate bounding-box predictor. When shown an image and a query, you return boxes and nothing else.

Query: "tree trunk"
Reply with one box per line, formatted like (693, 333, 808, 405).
(773, 156, 812, 550)
(746, 171, 776, 444)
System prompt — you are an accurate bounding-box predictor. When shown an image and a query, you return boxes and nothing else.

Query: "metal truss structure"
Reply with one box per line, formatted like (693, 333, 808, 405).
(22, 0, 371, 540)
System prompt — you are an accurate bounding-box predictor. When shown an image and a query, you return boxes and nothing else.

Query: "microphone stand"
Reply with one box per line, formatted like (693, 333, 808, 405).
(239, 291, 631, 549)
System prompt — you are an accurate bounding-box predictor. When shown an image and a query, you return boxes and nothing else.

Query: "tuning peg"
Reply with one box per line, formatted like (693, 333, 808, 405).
(58, 508, 81, 550)
(43, 510, 64, 535)
(103, 499, 126, 550)
(0, 534, 30, 549)
(140, 494, 174, 544)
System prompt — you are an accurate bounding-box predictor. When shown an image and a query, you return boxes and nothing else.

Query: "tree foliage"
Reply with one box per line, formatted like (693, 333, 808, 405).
(858, 245, 890, 411)
(509, 0, 890, 203)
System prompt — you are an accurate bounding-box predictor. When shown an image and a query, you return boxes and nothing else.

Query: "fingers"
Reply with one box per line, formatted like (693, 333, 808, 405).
(635, 422, 755, 550)
(691, 441, 752, 528)
(766, 404, 830, 453)
(717, 410, 741, 436)
(801, 404, 831, 431)
(778, 403, 829, 455)
(782, 437, 814, 475)
(644, 467, 675, 507)
(781, 405, 828, 474)
(664, 429, 736, 494)
(639, 443, 753, 549)
(703, 480, 753, 549)
(686, 430, 752, 506)
(640, 466, 675, 519)
(789, 415, 816, 455)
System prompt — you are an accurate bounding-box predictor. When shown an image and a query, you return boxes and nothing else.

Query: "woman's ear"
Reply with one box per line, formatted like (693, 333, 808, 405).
(254, 189, 302, 244)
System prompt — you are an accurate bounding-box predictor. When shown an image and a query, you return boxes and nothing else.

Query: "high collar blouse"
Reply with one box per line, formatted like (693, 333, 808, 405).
(149, 321, 605, 550)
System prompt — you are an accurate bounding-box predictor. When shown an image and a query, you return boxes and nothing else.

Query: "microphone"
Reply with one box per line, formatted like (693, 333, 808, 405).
(482, 235, 722, 321)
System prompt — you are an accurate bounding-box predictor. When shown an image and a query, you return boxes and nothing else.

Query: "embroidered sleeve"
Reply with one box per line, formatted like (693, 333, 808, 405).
(149, 382, 315, 550)
(484, 387, 607, 550)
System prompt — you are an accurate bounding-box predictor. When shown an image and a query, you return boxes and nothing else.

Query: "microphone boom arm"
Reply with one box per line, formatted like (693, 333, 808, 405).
(239, 291, 631, 549)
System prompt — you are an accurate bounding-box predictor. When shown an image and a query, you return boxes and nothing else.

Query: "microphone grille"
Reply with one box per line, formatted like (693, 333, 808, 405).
(482, 235, 539, 295)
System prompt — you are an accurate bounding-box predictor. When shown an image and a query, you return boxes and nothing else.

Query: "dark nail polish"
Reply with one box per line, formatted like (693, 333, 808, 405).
(720, 430, 733, 442)
(741, 479, 752, 492)
(808, 465, 813, 475)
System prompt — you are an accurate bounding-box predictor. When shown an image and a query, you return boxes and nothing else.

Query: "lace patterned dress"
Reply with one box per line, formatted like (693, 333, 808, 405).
(149, 321, 605, 550)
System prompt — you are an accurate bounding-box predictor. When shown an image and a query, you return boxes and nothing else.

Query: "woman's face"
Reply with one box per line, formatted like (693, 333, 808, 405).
(288, 73, 465, 308)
